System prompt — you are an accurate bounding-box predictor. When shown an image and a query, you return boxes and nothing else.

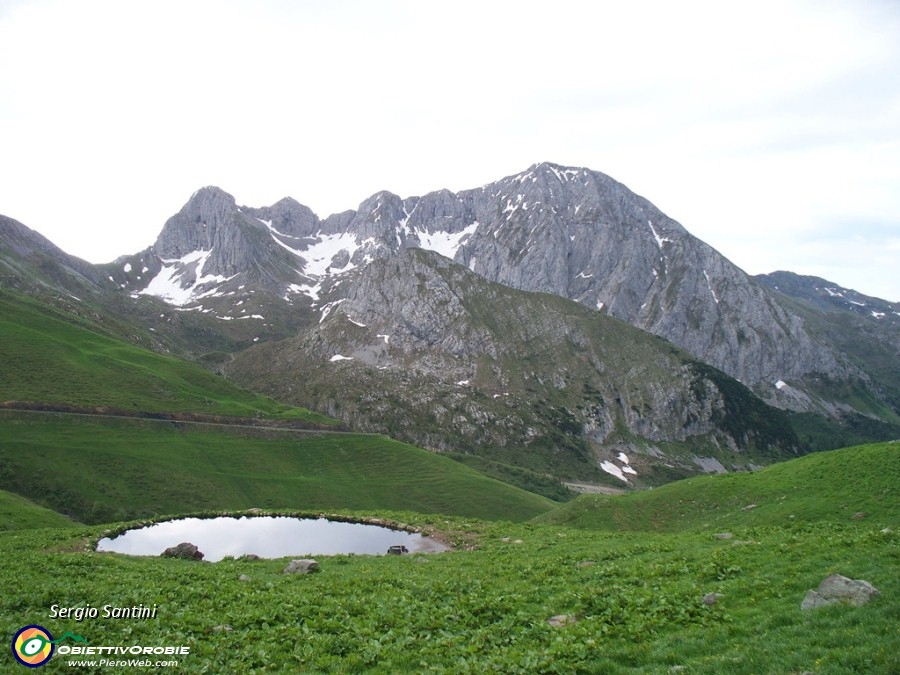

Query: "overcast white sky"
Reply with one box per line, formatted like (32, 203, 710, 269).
(1, 0, 898, 300)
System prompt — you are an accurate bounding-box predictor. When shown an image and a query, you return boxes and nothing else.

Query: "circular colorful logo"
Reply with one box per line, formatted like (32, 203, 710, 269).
(11, 625, 54, 668)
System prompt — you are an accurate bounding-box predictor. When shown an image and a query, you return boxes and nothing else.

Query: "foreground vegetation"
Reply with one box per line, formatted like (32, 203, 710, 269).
(1, 508, 896, 673)
(2, 285, 898, 671)
(2, 443, 897, 673)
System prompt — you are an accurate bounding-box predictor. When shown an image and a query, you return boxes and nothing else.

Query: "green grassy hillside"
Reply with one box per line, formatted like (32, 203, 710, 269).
(0, 488, 79, 531)
(0, 411, 554, 523)
(0, 290, 334, 424)
(535, 442, 900, 532)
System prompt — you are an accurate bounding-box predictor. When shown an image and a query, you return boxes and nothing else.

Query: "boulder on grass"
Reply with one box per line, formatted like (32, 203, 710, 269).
(547, 614, 577, 627)
(801, 573, 879, 610)
(284, 559, 320, 574)
(161, 542, 204, 560)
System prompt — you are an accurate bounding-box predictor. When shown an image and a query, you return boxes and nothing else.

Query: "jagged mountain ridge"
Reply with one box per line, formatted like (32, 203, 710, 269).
(757, 271, 900, 325)
(108, 162, 892, 415)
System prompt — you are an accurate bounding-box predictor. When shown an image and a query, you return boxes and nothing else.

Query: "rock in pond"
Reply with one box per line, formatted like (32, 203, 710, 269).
(161, 542, 204, 560)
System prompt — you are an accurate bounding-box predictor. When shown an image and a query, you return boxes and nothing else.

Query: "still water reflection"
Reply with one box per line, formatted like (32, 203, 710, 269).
(96, 516, 448, 562)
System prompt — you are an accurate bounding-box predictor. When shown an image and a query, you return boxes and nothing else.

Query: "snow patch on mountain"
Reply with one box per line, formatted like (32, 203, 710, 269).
(703, 270, 719, 304)
(318, 299, 346, 323)
(413, 222, 478, 259)
(140, 250, 235, 306)
(547, 165, 583, 183)
(647, 220, 671, 249)
(284, 283, 313, 301)
(600, 461, 628, 482)
(272, 231, 365, 277)
(600, 453, 638, 482)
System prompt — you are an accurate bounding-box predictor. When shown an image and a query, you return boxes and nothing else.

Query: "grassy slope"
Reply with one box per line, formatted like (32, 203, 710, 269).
(0, 290, 334, 423)
(0, 488, 79, 530)
(535, 442, 900, 532)
(0, 411, 554, 524)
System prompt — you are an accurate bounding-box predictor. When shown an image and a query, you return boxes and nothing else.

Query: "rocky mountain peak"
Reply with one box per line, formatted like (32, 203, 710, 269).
(347, 190, 408, 242)
(242, 197, 319, 238)
(154, 186, 239, 260)
(111, 163, 896, 422)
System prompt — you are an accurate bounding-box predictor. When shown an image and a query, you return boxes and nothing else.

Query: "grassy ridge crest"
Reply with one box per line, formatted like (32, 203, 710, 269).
(535, 441, 900, 532)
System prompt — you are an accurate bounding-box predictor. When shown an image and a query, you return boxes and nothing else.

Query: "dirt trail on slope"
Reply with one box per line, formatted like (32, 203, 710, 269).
(563, 481, 627, 496)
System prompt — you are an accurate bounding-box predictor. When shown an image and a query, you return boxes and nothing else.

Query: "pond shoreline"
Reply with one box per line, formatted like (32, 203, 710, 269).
(94, 510, 455, 561)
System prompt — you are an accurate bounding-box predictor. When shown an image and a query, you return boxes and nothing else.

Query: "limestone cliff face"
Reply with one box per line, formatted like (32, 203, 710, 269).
(226, 249, 798, 483)
(333, 163, 846, 393)
(755, 271, 900, 417)
(397, 163, 843, 390)
(151, 186, 302, 286)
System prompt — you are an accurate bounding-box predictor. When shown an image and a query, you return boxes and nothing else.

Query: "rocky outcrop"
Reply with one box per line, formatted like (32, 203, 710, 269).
(227, 248, 798, 482)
